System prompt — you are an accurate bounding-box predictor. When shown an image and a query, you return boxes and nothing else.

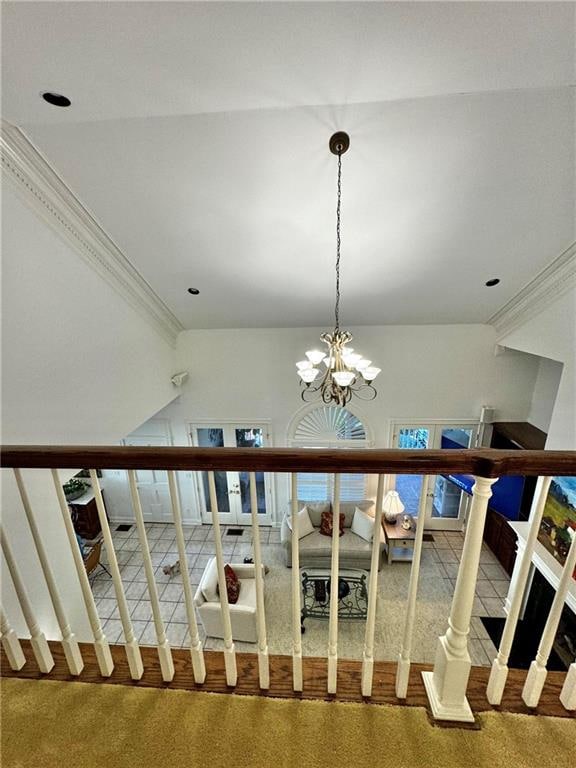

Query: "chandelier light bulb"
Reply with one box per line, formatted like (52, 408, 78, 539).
(355, 358, 371, 370)
(296, 360, 312, 370)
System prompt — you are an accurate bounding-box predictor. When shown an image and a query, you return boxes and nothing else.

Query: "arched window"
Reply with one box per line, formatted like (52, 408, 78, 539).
(289, 405, 370, 502)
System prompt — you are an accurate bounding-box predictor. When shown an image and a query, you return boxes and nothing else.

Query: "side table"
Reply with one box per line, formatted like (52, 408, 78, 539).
(382, 520, 415, 564)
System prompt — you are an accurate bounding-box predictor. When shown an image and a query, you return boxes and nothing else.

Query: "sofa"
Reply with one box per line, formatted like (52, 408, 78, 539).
(280, 500, 386, 571)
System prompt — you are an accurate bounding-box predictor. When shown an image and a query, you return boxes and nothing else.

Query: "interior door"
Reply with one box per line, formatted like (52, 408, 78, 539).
(123, 436, 171, 521)
(394, 423, 478, 531)
(191, 423, 272, 525)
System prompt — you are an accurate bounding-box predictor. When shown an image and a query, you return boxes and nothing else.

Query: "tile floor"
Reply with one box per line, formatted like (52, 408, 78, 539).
(92, 523, 281, 650)
(91, 523, 509, 666)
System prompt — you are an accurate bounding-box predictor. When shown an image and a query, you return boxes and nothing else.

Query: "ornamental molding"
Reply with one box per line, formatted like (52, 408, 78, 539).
(488, 241, 576, 339)
(1, 120, 184, 347)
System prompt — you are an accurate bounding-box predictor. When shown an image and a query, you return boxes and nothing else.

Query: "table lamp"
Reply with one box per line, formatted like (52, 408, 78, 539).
(382, 490, 405, 525)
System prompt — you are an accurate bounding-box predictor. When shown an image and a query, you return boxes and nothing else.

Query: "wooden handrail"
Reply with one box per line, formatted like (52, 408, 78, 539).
(1, 445, 575, 476)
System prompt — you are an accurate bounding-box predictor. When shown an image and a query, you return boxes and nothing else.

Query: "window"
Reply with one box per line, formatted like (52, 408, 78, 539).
(290, 406, 370, 502)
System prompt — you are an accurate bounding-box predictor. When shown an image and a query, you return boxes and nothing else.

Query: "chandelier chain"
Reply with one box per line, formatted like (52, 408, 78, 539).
(335, 151, 342, 331)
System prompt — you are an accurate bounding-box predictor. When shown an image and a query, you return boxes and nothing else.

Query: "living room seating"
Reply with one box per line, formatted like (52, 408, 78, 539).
(193, 557, 263, 643)
(280, 501, 386, 570)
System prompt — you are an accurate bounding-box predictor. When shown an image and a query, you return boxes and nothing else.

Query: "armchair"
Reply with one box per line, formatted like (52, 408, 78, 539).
(193, 556, 264, 643)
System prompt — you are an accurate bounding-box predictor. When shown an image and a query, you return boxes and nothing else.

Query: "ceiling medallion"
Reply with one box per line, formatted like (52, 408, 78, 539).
(296, 132, 380, 407)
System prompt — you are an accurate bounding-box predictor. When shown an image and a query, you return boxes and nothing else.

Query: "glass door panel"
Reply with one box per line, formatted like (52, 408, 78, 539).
(235, 428, 267, 518)
(192, 424, 272, 524)
(395, 427, 431, 517)
(195, 427, 231, 519)
(430, 427, 475, 529)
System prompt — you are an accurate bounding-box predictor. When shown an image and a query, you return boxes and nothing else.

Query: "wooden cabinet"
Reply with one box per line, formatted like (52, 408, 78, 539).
(483, 421, 547, 575)
(484, 507, 518, 576)
(69, 490, 108, 541)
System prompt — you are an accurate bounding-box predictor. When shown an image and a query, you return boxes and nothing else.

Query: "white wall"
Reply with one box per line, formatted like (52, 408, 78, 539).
(1, 184, 178, 641)
(527, 356, 564, 433)
(498, 287, 576, 450)
(140, 324, 541, 523)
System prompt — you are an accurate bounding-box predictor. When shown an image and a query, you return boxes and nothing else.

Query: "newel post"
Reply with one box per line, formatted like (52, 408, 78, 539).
(422, 475, 497, 722)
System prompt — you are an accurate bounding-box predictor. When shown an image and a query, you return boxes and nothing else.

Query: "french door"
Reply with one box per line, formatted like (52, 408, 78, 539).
(190, 423, 273, 525)
(392, 423, 478, 530)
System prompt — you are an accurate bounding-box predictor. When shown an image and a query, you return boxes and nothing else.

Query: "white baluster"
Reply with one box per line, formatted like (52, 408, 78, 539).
(1, 606, 26, 670)
(90, 470, 143, 680)
(167, 470, 205, 683)
(327, 473, 341, 694)
(51, 469, 114, 677)
(522, 531, 576, 708)
(207, 471, 237, 686)
(396, 475, 430, 699)
(128, 470, 174, 682)
(249, 471, 269, 689)
(422, 475, 497, 722)
(361, 474, 385, 697)
(0, 527, 54, 673)
(13, 468, 83, 676)
(290, 475, 303, 692)
(560, 661, 576, 711)
(486, 476, 551, 704)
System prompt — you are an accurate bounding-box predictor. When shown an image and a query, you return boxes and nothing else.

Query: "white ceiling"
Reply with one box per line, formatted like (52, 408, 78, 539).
(2, 2, 575, 329)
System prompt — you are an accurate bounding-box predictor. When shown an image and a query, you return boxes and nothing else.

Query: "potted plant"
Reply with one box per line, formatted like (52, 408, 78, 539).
(63, 478, 87, 501)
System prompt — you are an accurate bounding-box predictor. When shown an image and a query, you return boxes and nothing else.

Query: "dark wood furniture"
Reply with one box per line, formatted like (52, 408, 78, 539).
(484, 422, 548, 575)
(69, 490, 107, 541)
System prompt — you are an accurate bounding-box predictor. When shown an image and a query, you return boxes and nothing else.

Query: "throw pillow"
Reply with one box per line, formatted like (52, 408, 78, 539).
(286, 505, 315, 539)
(351, 507, 375, 542)
(319, 509, 345, 537)
(217, 563, 241, 605)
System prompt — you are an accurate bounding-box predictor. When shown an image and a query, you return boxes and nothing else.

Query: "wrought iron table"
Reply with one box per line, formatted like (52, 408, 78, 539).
(300, 568, 368, 632)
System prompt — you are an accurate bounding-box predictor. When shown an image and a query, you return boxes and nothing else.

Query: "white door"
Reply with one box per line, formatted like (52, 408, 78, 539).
(190, 423, 273, 526)
(123, 436, 172, 522)
(393, 423, 478, 530)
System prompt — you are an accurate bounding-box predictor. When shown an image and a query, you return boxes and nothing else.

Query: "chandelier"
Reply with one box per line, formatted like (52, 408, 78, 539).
(296, 132, 380, 407)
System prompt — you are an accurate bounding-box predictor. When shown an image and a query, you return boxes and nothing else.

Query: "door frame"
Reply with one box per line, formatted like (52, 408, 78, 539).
(189, 419, 274, 526)
(389, 419, 479, 530)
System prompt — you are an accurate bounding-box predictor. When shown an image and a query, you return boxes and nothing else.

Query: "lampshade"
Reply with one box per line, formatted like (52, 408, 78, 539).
(363, 366, 381, 381)
(305, 349, 326, 365)
(332, 370, 355, 387)
(298, 368, 320, 383)
(382, 490, 405, 524)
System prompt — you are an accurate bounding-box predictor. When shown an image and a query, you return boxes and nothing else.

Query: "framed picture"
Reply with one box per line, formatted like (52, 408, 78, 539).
(538, 477, 576, 578)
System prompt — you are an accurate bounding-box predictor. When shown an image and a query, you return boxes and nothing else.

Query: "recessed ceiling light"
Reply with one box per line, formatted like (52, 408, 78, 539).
(187, 287, 200, 295)
(485, 278, 500, 287)
(41, 92, 71, 107)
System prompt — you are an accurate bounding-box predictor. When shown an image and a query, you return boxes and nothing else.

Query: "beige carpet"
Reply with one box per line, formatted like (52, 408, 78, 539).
(206, 544, 453, 663)
(2, 678, 575, 768)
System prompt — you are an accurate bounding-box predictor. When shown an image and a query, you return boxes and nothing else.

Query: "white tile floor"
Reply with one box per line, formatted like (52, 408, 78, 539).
(91, 524, 509, 666)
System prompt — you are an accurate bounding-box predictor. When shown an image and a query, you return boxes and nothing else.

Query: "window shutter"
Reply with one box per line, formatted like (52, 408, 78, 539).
(292, 407, 369, 502)
(296, 472, 330, 502)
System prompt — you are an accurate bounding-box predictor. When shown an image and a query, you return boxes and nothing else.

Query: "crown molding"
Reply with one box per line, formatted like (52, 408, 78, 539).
(488, 241, 576, 339)
(1, 121, 184, 347)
